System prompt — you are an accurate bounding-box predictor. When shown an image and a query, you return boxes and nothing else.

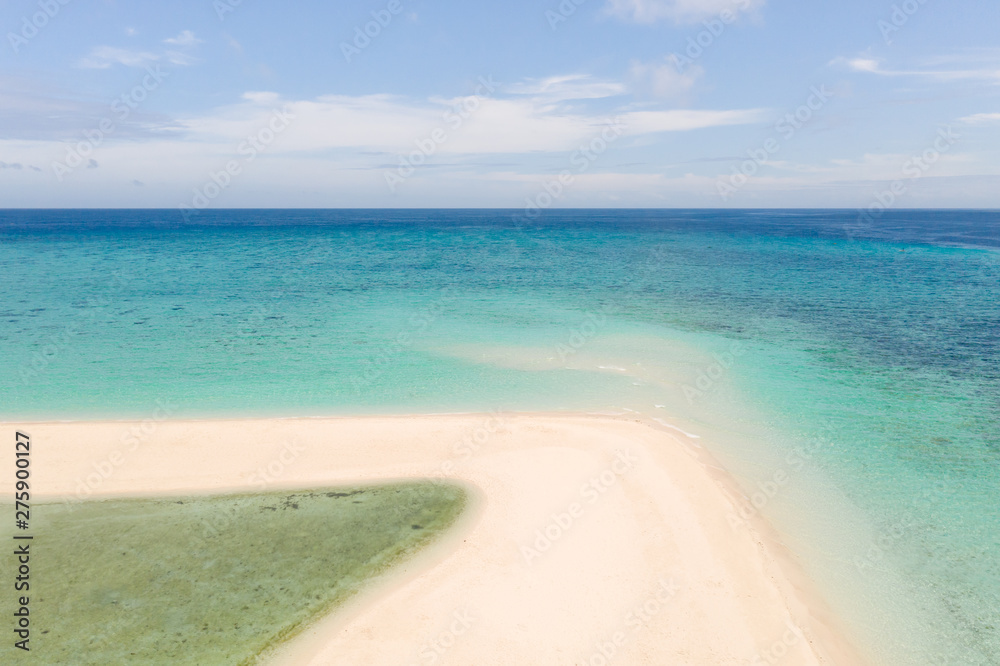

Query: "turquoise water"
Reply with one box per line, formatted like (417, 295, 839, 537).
(1, 209, 998, 664)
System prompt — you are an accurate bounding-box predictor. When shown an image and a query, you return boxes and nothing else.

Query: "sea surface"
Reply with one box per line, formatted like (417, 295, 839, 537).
(1, 209, 998, 665)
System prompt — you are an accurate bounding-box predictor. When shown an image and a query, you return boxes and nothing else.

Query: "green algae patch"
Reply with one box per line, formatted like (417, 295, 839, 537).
(1, 482, 467, 665)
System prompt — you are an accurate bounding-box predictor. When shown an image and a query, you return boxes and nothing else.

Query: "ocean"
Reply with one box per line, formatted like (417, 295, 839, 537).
(1, 209, 998, 664)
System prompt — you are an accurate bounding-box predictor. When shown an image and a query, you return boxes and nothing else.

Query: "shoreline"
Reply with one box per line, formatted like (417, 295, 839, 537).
(2, 412, 865, 664)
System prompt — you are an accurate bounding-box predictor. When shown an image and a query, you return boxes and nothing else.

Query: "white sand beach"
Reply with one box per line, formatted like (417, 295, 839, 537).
(3, 414, 863, 665)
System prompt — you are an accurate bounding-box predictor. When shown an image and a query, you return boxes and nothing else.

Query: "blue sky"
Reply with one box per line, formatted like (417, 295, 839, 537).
(1, 0, 998, 208)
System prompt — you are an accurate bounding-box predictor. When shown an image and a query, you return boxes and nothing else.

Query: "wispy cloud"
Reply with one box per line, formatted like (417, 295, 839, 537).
(174, 80, 765, 156)
(960, 113, 1000, 125)
(606, 0, 763, 24)
(76, 31, 202, 69)
(619, 108, 764, 133)
(832, 55, 1000, 84)
(505, 75, 627, 102)
(842, 57, 880, 73)
(629, 58, 704, 100)
(77, 46, 160, 69)
(163, 30, 202, 47)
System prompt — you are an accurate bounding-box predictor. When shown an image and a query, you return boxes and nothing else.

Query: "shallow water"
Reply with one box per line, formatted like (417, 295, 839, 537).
(1, 209, 998, 664)
(0, 483, 467, 665)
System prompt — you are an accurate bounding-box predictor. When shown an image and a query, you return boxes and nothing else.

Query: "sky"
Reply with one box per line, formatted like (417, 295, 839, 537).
(1, 0, 998, 209)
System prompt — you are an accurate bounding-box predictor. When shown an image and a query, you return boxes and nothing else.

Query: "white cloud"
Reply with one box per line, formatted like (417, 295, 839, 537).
(77, 30, 201, 69)
(960, 113, 1000, 125)
(0, 74, 769, 206)
(606, 0, 763, 24)
(618, 108, 765, 133)
(629, 59, 703, 99)
(4, 133, 997, 209)
(164, 51, 198, 66)
(77, 46, 160, 69)
(173, 87, 765, 156)
(164, 30, 202, 47)
(505, 75, 627, 102)
(832, 54, 1000, 84)
(845, 58, 880, 73)
(242, 91, 282, 105)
